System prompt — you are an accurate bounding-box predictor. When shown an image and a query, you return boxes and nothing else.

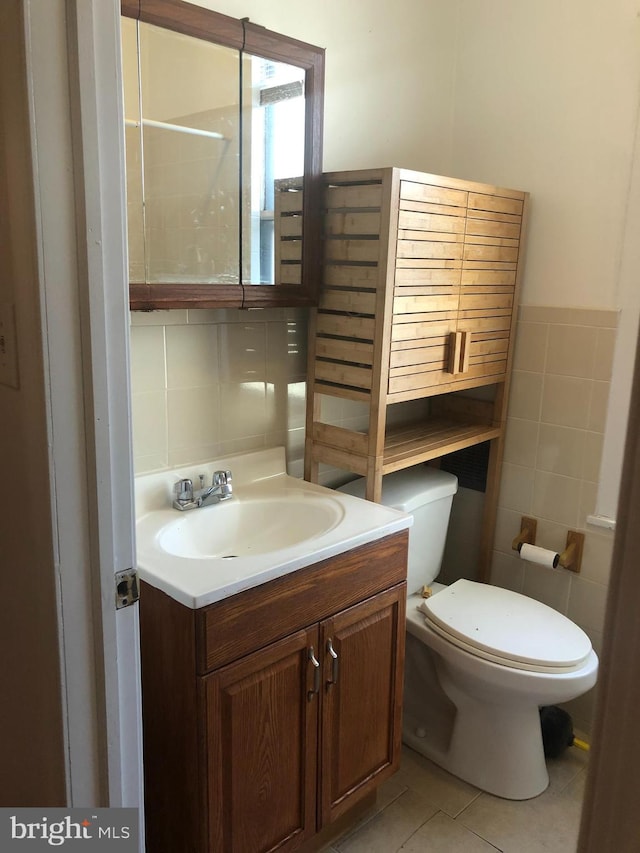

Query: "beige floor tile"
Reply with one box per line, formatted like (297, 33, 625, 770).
(457, 766, 585, 853)
(334, 789, 438, 853)
(392, 747, 482, 818)
(399, 811, 500, 851)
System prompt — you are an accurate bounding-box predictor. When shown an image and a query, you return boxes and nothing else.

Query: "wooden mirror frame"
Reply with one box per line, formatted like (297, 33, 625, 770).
(122, 0, 324, 310)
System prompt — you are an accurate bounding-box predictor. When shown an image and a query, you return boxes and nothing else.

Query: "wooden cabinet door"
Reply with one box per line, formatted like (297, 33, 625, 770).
(204, 627, 320, 853)
(388, 180, 467, 397)
(456, 190, 524, 385)
(318, 584, 406, 826)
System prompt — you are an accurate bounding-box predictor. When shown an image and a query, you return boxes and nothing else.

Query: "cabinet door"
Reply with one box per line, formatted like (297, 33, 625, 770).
(456, 191, 524, 384)
(319, 584, 406, 826)
(204, 627, 320, 853)
(388, 180, 466, 397)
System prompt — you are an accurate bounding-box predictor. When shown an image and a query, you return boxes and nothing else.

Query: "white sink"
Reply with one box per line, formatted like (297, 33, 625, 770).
(135, 447, 411, 609)
(156, 493, 344, 559)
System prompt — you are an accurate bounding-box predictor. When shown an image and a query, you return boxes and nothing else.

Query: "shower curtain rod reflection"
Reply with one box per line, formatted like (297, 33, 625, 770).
(125, 117, 227, 140)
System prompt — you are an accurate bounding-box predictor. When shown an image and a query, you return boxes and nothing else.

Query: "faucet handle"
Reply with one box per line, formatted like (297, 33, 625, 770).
(212, 469, 232, 486)
(174, 478, 193, 502)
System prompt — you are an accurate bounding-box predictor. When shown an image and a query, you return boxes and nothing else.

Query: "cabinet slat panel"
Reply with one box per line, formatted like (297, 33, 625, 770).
(279, 241, 303, 261)
(316, 313, 376, 340)
(394, 268, 461, 287)
(325, 185, 383, 210)
(461, 260, 518, 271)
(391, 318, 458, 341)
(319, 289, 377, 314)
(399, 198, 468, 217)
(465, 218, 521, 239)
(460, 285, 515, 296)
(398, 229, 466, 244)
(396, 258, 462, 271)
(468, 192, 524, 216)
(400, 180, 468, 209)
(458, 293, 514, 312)
(463, 244, 519, 263)
(325, 239, 380, 263)
(397, 240, 464, 261)
(308, 441, 370, 474)
(469, 337, 509, 357)
(394, 294, 459, 315)
(466, 208, 522, 225)
(457, 307, 512, 321)
(311, 422, 369, 455)
(394, 285, 460, 298)
(456, 315, 512, 333)
(389, 341, 449, 368)
(325, 211, 382, 236)
(398, 210, 466, 234)
(276, 188, 304, 214)
(388, 361, 506, 395)
(312, 382, 370, 403)
(316, 360, 372, 391)
(393, 311, 460, 326)
(325, 265, 381, 289)
(315, 338, 375, 365)
(463, 234, 519, 248)
(315, 361, 373, 390)
(279, 264, 302, 285)
(461, 270, 517, 286)
(278, 216, 303, 238)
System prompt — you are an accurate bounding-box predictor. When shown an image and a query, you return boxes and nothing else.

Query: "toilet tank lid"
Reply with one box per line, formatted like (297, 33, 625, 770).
(338, 466, 458, 512)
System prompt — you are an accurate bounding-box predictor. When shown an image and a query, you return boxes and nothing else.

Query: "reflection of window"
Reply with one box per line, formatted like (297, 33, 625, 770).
(250, 59, 305, 283)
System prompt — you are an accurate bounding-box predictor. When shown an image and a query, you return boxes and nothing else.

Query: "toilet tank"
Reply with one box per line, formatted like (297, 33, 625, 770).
(338, 466, 458, 594)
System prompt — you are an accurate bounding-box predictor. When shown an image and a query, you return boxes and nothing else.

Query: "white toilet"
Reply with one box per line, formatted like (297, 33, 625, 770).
(339, 466, 599, 800)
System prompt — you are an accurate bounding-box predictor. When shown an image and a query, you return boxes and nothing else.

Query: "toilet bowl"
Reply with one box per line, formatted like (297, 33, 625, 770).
(338, 467, 599, 800)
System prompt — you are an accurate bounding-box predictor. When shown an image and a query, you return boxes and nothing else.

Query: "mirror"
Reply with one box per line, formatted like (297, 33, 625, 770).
(121, 0, 324, 310)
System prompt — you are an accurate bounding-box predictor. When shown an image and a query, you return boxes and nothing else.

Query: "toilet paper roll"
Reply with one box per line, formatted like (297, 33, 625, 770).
(519, 543, 560, 568)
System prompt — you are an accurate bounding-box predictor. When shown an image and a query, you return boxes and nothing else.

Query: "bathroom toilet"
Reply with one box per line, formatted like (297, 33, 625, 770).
(339, 466, 599, 800)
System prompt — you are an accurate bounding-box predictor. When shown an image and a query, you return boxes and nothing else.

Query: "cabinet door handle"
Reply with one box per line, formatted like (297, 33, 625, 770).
(460, 330, 471, 374)
(326, 638, 339, 688)
(307, 647, 320, 701)
(448, 331, 462, 374)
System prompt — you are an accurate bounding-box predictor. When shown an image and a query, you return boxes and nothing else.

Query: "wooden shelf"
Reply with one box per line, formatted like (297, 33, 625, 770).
(382, 419, 501, 473)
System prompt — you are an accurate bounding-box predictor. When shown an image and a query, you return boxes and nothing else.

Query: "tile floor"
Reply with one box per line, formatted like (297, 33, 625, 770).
(323, 742, 589, 853)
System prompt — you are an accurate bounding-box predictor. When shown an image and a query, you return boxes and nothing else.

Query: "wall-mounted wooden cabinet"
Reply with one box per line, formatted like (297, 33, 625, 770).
(304, 168, 529, 578)
(140, 532, 407, 853)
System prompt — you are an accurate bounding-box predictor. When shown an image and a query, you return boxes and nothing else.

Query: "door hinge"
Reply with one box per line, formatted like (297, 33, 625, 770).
(115, 569, 140, 609)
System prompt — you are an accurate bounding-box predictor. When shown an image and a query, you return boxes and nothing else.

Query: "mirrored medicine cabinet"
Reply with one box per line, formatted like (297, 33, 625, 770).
(121, 0, 324, 310)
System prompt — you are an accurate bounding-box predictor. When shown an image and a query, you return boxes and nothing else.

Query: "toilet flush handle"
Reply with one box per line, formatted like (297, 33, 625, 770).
(326, 638, 339, 688)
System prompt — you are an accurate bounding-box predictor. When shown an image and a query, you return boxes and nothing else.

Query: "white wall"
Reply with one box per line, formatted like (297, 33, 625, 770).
(452, 0, 640, 310)
(193, 0, 461, 175)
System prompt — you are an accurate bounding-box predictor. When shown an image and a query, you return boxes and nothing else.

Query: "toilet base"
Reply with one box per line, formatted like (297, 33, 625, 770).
(403, 629, 550, 800)
(402, 699, 549, 800)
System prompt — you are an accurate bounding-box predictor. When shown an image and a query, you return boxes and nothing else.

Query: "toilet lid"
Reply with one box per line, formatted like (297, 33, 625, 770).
(420, 579, 592, 670)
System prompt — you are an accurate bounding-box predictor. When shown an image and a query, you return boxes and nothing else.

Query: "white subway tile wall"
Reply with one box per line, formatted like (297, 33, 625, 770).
(491, 305, 619, 733)
(129, 307, 310, 477)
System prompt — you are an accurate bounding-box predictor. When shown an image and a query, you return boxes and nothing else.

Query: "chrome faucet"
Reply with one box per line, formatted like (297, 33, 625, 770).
(173, 470, 233, 511)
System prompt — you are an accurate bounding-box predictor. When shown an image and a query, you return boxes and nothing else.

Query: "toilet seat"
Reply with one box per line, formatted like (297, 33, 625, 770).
(418, 579, 593, 674)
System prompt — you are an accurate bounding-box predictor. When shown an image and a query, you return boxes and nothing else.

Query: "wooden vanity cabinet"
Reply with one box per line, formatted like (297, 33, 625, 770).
(139, 531, 408, 853)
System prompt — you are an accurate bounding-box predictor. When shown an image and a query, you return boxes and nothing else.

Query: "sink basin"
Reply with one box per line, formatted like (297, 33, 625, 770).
(157, 493, 344, 559)
(134, 447, 411, 609)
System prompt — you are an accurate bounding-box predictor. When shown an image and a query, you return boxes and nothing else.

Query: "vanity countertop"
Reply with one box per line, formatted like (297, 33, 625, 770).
(135, 447, 411, 609)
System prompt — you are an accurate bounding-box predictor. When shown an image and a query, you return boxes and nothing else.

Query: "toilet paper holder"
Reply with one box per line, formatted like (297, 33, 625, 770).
(512, 516, 584, 573)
